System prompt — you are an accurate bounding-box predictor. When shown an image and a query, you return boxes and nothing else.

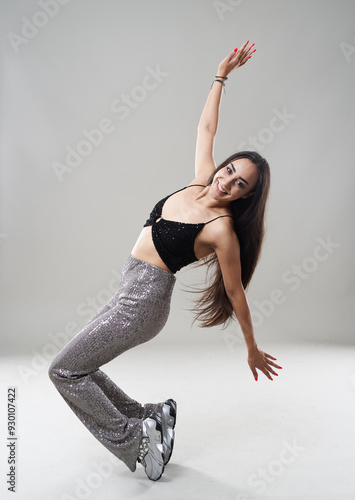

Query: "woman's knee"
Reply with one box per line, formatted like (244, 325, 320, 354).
(48, 358, 59, 383)
(48, 355, 67, 384)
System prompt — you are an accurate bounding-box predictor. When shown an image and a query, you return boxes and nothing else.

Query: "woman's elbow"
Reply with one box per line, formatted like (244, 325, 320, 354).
(197, 123, 217, 137)
(225, 284, 245, 303)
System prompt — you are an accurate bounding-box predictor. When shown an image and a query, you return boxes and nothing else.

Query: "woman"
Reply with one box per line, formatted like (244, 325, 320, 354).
(49, 41, 282, 482)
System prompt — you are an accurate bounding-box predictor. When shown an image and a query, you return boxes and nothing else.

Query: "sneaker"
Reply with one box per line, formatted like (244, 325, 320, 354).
(137, 413, 165, 481)
(161, 399, 177, 465)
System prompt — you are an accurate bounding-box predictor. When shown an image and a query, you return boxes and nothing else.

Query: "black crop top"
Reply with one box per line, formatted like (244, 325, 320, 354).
(143, 185, 233, 274)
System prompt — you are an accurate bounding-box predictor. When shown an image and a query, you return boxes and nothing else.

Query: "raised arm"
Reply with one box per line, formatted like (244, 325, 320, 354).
(194, 41, 257, 182)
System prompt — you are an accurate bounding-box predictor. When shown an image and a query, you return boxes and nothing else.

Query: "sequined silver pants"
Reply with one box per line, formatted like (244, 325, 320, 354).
(48, 254, 176, 472)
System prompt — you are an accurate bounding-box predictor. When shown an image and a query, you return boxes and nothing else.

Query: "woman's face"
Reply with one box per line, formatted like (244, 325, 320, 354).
(211, 158, 259, 202)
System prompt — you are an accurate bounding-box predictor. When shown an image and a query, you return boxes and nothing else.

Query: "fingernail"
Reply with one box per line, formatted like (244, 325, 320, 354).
(234, 48, 238, 52)
(275, 373, 278, 376)
(255, 377, 258, 381)
(253, 49, 256, 52)
(247, 40, 249, 44)
(270, 378, 273, 381)
(251, 43, 255, 47)
(278, 366, 282, 369)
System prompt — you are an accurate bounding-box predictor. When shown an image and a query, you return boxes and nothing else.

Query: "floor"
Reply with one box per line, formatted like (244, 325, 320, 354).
(1, 341, 355, 500)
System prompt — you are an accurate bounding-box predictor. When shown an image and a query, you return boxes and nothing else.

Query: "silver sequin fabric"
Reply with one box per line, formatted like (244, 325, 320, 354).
(48, 254, 176, 472)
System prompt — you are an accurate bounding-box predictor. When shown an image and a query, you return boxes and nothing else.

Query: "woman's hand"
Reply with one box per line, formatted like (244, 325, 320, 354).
(247, 345, 282, 381)
(217, 41, 256, 78)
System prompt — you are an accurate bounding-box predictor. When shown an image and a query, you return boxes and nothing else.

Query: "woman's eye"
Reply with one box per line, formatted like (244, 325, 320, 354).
(236, 180, 245, 188)
(226, 167, 231, 173)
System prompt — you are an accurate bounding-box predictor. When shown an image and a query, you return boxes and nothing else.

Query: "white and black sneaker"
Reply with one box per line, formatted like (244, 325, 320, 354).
(138, 412, 165, 481)
(161, 399, 177, 466)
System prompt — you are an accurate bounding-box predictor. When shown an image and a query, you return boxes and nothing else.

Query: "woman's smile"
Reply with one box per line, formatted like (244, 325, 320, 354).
(216, 179, 229, 195)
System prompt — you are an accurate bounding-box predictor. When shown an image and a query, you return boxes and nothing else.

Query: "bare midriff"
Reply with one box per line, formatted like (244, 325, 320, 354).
(130, 225, 214, 274)
(131, 226, 173, 273)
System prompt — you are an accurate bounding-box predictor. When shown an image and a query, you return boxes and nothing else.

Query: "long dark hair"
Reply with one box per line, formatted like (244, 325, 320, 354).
(192, 151, 271, 328)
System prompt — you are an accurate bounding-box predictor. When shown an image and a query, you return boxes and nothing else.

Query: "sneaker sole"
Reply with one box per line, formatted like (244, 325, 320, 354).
(161, 399, 177, 465)
(141, 415, 165, 481)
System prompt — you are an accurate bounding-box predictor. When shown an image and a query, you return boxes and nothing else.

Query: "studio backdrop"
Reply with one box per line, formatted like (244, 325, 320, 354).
(1, 0, 354, 356)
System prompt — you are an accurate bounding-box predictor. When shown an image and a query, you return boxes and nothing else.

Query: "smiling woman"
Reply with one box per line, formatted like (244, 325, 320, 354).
(48, 41, 281, 483)
(193, 150, 271, 327)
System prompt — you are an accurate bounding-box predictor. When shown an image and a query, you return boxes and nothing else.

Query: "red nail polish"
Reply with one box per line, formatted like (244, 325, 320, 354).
(275, 373, 278, 376)
(255, 377, 258, 381)
(234, 48, 238, 52)
(247, 40, 249, 44)
(278, 366, 282, 369)
(270, 378, 273, 381)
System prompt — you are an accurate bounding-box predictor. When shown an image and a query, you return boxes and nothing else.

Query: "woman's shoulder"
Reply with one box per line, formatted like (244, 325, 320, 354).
(203, 215, 238, 248)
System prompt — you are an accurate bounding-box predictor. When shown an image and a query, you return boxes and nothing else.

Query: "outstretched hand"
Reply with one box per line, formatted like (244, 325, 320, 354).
(217, 41, 256, 78)
(247, 346, 282, 381)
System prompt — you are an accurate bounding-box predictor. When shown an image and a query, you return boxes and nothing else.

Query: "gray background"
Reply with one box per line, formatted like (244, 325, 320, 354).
(1, 0, 354, 355)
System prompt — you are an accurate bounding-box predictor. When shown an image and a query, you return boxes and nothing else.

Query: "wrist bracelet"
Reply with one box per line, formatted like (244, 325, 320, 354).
(215, 75, 228, 80)
(211, 78, 226, 94)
